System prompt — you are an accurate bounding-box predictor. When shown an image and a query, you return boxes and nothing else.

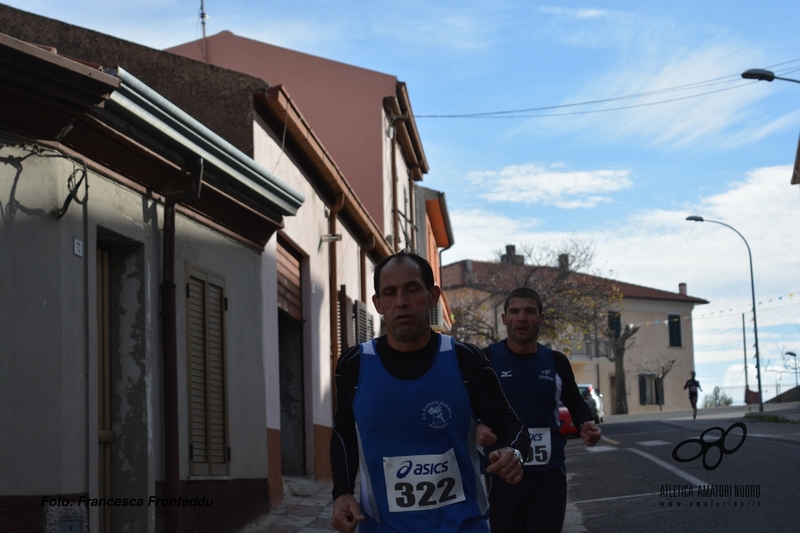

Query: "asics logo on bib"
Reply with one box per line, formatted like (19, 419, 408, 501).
(396, 460, 449, 479)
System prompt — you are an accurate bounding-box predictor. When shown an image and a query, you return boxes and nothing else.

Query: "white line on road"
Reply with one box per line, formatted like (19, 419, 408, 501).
(627, 448, 707, 486)
(636, 440, 670, 446)
(573, 492, 661, 504)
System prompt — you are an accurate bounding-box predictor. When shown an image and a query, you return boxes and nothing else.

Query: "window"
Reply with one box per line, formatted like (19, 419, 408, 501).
(354, 299, 374, 344)
(668, 314, 682, 347)
(639, 374, 664, 405)
(608, 311, 621, 340)
(187, 268, 229, 476)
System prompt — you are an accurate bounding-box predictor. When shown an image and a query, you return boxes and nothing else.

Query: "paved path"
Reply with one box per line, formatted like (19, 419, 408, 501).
(237, 402, 800, 533)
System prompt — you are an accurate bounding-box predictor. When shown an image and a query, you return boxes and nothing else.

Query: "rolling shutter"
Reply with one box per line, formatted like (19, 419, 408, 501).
(277, 242, 303, 321)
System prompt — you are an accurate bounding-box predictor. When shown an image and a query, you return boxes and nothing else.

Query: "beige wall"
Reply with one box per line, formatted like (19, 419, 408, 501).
(1, 142, 269, 529)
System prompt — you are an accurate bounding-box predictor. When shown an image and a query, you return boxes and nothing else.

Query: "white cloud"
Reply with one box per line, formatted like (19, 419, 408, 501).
(445, 164, 800, 403)
(467, 164, 632, 207)
(538, 7, 609, 20)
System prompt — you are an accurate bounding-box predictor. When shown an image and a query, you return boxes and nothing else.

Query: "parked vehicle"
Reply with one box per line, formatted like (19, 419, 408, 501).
(558, 404, 579, 436)
(578, 384, 604, 423)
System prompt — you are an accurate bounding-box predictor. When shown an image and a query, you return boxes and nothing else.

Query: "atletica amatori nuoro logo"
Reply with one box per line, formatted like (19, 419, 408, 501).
(422, 400, 453, 429)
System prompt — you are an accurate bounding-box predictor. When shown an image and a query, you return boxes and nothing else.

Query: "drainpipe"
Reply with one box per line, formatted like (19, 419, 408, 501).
(387, 115, 407, 252)
(408, 171, 415, 251)
(161, 158, 203, 533)
(390, 128, 399, 252)
(328, 194, 345, 417)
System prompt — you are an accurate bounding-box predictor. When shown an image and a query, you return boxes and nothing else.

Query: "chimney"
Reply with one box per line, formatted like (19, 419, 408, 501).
(465, 260, 477, 283)
(679, 283, 687, 296)
(501, 244, 525, 265)
(558, 253, 570, 272)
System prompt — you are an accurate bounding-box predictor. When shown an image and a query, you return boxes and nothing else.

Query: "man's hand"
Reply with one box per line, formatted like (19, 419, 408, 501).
(486, 447, 523, 484)
(331, 494, 365, 533)
(476, 423, 497, 447)
(580, 421, 602, 447)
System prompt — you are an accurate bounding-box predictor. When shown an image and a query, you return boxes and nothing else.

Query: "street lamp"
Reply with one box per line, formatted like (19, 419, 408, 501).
(741, 68, 800, 85)
(686, 216, 764, 411)
(787, 351, 798, 402)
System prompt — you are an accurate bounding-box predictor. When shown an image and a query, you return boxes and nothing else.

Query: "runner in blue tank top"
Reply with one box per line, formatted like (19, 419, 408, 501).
(330, 252, 531, 533)
(477, 287, 602, 533)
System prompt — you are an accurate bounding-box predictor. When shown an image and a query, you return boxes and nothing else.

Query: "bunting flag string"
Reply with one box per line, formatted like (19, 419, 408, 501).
(621, 290, 799, 330)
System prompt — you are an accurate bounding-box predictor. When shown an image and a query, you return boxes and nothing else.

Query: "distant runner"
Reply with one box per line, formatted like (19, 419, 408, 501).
(684, 371, 702, 419)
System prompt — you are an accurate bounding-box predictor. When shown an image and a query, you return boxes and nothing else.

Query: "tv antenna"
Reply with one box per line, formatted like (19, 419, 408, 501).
(200, 1, 209, 61)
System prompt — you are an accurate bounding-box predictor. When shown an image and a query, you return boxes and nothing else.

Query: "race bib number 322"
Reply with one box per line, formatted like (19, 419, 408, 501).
(382, 449, 466, 512)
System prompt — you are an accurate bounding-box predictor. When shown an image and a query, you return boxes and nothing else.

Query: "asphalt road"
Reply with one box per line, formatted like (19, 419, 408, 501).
(563, 406, 800, 532)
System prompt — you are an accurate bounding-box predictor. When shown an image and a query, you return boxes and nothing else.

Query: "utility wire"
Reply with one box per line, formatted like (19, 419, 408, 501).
(417, 59, 800, 119)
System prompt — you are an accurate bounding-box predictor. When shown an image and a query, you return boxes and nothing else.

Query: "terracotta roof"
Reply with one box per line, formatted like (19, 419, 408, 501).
(442, 260, 708, 304)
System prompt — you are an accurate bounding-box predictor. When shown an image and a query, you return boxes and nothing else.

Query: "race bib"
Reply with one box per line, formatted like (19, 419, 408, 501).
(382, 448, 466, 512)
(525, 428, 551, 465)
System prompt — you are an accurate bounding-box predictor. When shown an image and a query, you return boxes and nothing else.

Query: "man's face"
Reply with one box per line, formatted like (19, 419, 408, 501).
(502, 297, 544, 346)
(372, 258, 440, 347)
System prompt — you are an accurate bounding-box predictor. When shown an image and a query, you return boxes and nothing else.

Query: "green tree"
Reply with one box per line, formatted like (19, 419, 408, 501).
(702, 386, 733, 408)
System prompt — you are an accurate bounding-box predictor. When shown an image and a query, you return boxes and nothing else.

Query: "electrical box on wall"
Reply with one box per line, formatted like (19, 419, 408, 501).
(73, 238, 83, 258)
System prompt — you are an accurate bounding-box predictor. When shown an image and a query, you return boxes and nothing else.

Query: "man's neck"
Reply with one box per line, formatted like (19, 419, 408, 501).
(506, 338, 538, 355)
(386, 329, 433, 353)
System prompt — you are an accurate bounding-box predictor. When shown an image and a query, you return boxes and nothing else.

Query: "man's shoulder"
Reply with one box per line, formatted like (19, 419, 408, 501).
(448, 337, 489, 365)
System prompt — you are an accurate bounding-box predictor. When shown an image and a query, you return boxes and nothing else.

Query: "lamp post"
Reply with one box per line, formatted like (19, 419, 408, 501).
(787, 351, 798, 402)
(741, 69, 800, 85)
(686, 216, 764, 411)
(742, 68, 800, 186)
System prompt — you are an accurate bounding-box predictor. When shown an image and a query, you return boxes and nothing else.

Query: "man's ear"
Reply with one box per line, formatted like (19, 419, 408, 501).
(428, 285, 441, 308)
(501, 313, 508, 326)
(372, 294, 383, 315)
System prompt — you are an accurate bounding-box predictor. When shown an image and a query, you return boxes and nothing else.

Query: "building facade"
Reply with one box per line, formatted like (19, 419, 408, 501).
(443, 250, 708, 416)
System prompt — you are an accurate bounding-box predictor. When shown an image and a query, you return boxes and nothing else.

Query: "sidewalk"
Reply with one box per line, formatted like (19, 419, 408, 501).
(237, 402, 800, 533)
(238, 477, 337, 533)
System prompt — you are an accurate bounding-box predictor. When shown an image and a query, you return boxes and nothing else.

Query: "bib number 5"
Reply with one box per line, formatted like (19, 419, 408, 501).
(525, 428, 551, 465)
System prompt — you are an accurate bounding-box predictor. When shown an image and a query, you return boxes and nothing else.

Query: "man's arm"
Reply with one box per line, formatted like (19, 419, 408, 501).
(330, 347, 362, 501)
(459, 342, 531, 461)
(555, 351, 601, 446)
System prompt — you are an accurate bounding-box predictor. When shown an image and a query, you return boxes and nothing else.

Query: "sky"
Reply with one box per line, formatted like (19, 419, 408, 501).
(6, 0, 800, 405)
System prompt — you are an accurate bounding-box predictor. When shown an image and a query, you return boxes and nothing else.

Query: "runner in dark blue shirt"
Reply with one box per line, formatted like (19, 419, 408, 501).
(477, 287, 602, 533)
(684, 371, 702, 419)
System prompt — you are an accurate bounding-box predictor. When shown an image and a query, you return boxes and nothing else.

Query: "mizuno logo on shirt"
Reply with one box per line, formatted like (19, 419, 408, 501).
(500, 370, 512, 378)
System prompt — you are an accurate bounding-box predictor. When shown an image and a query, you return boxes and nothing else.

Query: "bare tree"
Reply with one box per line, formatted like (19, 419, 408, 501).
(487, 240, 622, 346)
(606, 322, 640, 415)
(450, 288, 504, 347)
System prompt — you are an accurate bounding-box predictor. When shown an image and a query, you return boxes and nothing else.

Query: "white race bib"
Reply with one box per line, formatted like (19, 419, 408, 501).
(382, 448, 466, 512)
(525, 428, 551, 465)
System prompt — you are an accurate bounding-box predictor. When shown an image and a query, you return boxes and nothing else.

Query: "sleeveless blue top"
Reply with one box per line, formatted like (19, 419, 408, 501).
(488, 342, 567, 472)
(353, 334, 489, 532)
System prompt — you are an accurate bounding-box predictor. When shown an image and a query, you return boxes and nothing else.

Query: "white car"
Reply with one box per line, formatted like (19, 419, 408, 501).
(578, 384, 604, 423)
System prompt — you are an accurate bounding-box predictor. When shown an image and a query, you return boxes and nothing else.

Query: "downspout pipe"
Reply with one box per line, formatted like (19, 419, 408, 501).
(328, 194, 345, 418)
(161, 158, 203, 533)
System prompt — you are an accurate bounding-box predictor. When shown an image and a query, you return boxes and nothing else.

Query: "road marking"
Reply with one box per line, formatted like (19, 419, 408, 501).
(573, 492, 660, 504)
(602, 437, 620, 445)
(585, 445, 617, 452)
(628, 448, 707, 486)
(636, 440, 670, 446)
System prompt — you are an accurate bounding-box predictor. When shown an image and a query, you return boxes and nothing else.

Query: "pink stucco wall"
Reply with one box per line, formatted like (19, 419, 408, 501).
(167, 32, 398, 233)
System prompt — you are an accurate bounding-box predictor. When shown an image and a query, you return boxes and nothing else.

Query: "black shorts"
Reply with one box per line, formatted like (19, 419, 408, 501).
(486, 467, 567, 533)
